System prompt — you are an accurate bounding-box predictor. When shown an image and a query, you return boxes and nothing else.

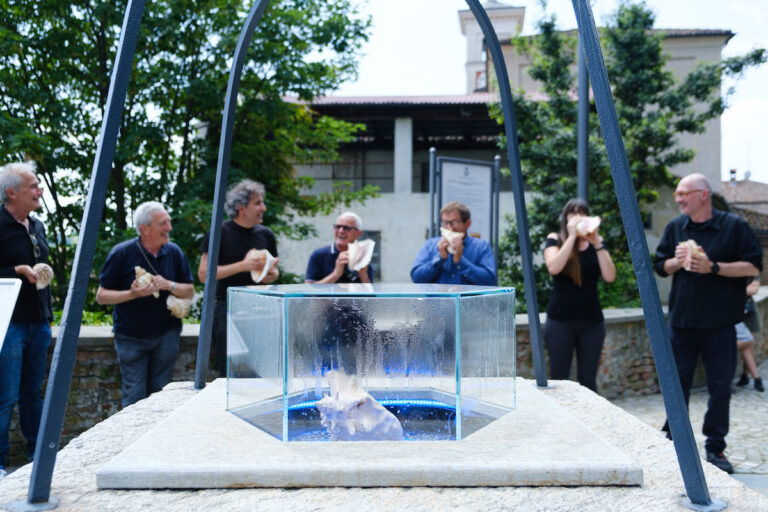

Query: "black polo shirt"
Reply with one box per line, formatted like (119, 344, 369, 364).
(0, 204, 52, 323)
(99, 237, 194, 338)
(654, 208, 763, 330)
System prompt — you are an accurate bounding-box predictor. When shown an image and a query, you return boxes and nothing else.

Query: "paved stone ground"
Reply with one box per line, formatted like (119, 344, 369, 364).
(613, 358, 768, 496)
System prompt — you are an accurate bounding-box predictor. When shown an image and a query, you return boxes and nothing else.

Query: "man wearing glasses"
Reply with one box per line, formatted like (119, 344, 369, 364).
(654, 173, 762, 474)
(305, 212, 372, 283)
(411, 201, 496, 285)
(0, 162, 52, 479)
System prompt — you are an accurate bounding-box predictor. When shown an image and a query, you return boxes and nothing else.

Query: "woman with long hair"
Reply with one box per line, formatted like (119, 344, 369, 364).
(543, 198, 616, 391)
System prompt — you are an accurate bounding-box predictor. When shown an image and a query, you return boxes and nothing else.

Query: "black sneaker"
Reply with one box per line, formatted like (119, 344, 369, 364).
(706, 451, 734, 474)
(755, 377, 764, 392)
(736, 373, 749, 387)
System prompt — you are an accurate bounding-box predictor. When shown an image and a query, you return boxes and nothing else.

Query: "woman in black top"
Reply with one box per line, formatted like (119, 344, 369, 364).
(543, 198, 616, 391)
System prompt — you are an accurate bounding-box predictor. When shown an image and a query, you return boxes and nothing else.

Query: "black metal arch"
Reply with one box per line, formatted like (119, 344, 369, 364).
(17, 0, 719, 509)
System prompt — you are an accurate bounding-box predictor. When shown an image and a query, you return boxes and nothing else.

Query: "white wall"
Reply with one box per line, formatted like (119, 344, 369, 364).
(277, 190, 536, 283)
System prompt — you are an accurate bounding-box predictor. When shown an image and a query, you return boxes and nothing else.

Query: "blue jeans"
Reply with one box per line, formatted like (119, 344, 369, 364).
(114, 327, 180, 408)
(0, 321, 52, 467)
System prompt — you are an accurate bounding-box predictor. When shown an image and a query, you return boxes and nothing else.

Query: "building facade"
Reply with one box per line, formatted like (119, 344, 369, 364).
(278, 1, 733, 288)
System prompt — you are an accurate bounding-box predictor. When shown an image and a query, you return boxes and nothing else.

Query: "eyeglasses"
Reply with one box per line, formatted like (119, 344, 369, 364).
(440, 220, 465, 229)
(29, 232, 40, 259)
(673, 189, 704, 199)
(333, 224, 358, 232)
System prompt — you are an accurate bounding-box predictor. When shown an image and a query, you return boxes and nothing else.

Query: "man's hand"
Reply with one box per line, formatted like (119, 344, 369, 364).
(130, 277, 156, 298)
(437, 237, 450, 259)
(262, 258, 280, 284)
(673, 243, 688, 267)
(241, 249, 265, 272)
(15, 264, 38, 284)
(685, 247, 713, 274)
(333, 251, 350, 279)
(152, 274, 176, 292)
(450, 235, 465, 264)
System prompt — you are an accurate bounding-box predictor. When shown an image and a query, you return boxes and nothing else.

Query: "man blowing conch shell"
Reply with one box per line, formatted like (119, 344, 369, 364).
(305, 212, 373, 284)
(411, 201, 496, 286)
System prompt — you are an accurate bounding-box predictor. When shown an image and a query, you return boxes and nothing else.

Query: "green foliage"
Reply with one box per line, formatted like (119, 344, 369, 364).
(494, 1, 765, 312)
(0, 0, 376, 312)
(53, 309, 112, 326)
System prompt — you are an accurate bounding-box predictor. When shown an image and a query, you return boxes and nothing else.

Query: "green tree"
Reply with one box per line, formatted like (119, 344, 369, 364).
(493, 1, 765, 312)
(0, 0, 376, 310)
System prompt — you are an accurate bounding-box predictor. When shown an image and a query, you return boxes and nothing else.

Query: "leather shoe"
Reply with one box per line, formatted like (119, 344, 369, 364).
(755, 377, 764, 392)
(736, 373, 749, 387)
(706, 451, 734, 474)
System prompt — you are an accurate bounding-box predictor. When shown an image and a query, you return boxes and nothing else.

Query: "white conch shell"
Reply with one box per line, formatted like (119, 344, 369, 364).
(678, 239, 704, 271)
(166, 295, 191, 319)
(575, 216, 601, 237)
(32, 263, 53, 290)
(247, 249, 276, 284)
(315, 370, 403, 441)
(134, 266, 159, 298)
(440, 227, 465, 255)
(347, 239, 375, 271)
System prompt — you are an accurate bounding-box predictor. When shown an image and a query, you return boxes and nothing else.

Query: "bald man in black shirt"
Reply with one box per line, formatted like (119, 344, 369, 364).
(654, 172, 762, 474)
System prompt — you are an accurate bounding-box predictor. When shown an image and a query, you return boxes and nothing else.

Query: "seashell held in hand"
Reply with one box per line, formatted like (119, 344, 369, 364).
(135, 266, 159, 298)
(247, 249, 276, 284)
(678, 239, 704, 271)
(166, 295, 191, 319)
(440, 227, 465, 255)
(347, 239, 375, 271)
(33, 263, 53, 290)
(575, 216, 601, 237)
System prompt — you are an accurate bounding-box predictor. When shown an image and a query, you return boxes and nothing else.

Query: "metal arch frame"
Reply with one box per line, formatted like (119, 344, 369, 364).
(571, 0, 719, 508)
(16, 0, 718, 509)
(464, 0, 548, 387)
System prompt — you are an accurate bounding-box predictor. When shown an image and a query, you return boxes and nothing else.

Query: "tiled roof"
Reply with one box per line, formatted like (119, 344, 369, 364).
(731, 206, 768, 233)
(507, 27, 733, 43)
(721, 179, 768, 205)
(659, 28, 734, 39)
(285, 93, 500, 106)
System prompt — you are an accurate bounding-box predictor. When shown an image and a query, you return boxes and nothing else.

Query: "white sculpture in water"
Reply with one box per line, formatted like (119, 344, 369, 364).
(315, 370, 403, 441)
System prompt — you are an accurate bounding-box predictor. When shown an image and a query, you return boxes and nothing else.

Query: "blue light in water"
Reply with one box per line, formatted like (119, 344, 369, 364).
(288, 399, 455, 411)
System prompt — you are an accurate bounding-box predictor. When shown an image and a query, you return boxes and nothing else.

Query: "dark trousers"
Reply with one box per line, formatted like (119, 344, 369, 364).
(544, 318, 606, 392)
(0, 321, 51, 466)
(114, 327, 181, 408)
(664, 325, 736, 453)
(212, 300, 228, 378)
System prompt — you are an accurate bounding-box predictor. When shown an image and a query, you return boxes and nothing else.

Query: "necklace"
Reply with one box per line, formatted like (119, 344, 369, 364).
(135, 239, 161, 276)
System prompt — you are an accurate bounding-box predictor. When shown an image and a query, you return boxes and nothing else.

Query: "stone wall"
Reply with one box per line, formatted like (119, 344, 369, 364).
(7, 289, 767, 465)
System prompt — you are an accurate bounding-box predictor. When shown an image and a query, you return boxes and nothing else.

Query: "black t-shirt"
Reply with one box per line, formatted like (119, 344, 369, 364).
(544, 237, 603, 322)
(200, 220, 278, 301)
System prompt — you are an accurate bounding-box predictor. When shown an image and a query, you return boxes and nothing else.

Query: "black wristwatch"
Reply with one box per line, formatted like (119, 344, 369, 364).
(710, 261, 720, 275)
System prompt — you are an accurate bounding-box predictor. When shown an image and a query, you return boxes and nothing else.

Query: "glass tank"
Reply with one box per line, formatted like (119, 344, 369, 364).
(226, 283, 515, 441)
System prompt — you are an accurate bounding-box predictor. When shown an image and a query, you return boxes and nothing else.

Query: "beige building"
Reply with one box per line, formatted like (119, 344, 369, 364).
(279, 1, 734, 290)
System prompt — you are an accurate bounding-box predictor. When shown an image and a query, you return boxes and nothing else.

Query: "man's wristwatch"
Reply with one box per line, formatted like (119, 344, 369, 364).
(710, 261, 720, 275)
(171, 281, 177, 292)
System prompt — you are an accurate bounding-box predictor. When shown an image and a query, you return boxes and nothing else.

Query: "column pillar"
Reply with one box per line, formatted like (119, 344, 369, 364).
(394, 117, 413, 194)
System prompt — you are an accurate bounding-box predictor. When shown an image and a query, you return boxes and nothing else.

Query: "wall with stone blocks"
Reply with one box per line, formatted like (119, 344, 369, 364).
(7, 290, 767, 466)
